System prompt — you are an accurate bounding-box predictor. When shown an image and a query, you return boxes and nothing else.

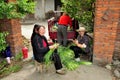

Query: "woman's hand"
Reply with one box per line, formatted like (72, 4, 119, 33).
(49, 43, 59, 49)
(49, 45, 55, 49)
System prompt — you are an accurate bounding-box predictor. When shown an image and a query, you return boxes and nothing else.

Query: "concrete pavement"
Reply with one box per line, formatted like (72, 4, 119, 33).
(1, 63, 112, 80)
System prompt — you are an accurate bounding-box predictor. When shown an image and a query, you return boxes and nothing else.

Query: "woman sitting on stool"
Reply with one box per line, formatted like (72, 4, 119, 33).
(31, 24, 65, 75)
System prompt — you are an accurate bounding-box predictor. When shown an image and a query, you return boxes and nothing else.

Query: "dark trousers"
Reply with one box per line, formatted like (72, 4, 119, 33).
(57, 25, 67, 46)
(51, 52, 63, 70)
(46, 49, 63, 70)
(35, 49, 63, 70)
(70, 46, 86, 58)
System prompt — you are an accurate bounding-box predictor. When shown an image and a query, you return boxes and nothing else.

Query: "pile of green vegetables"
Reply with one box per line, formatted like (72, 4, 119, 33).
(44, 45, 92, 71)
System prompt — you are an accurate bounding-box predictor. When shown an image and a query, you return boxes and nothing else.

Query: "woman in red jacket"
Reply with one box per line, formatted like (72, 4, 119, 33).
(57, 12, 72, 46)
(31, 24, 65, 75)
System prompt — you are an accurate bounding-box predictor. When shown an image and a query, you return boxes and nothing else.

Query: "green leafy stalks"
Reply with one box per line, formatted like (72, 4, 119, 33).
(78, 61, 92, 65)
(44, 43, 59, 66)
(58, 46, 92, 71)
(64, 60, 80, 71)
(44, 45, 92, 71)
(44, 49, 54, 67)
(58, 46, 74, 62)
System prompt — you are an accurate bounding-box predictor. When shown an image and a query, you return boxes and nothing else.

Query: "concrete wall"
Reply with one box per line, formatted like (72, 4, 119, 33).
(35, 0, 54, 20)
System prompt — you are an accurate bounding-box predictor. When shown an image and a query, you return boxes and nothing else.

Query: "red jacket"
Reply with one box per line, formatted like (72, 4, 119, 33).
(58, 15, 72, 27)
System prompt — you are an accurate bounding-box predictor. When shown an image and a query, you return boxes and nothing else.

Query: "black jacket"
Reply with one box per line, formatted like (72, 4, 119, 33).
(31, 34, 50, 62)
(77, 34, 90, 53)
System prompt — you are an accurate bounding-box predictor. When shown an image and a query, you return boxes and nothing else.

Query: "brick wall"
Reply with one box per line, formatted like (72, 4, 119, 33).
(93, 0, 120, 64)
(0, 19, 23, 55)
(113, 19, 120, 60)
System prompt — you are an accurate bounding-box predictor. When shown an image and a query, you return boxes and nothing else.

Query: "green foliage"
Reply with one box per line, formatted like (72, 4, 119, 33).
(58, 46, 92, 70)
(0, 0, 36, 19)
(61, 0, 95, 32)
(14, 52, 23, 61)
(44, 49, 54, 67)
(8, 65, 22, 73)
(0, 59, 22, 78)
(58, 46, 74, 62)
(0, 60, 7, 68)
(43, 45, 92, 71)
(63, 59, 80, 70)
(0, 52, 23, 78)
(0, 32, 9, 52)
(78, 61, 92, 65)
(0, 64, 22, 75)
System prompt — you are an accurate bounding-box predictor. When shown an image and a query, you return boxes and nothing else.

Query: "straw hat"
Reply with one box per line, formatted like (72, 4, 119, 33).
(76, 27, 86, 32)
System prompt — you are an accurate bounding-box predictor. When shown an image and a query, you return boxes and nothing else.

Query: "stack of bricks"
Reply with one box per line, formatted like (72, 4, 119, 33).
(0, 19, 23, 55)
(93, 0, 120, 64)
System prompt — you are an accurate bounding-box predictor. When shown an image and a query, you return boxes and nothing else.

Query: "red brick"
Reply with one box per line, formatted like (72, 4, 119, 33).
(0, 19, 23, 55)
(94, 0, 120, 64)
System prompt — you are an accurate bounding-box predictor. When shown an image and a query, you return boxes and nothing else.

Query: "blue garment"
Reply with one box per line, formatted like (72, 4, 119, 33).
(5, 46, 12, 57)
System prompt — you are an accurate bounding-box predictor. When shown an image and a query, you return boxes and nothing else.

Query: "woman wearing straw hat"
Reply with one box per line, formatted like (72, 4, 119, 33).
(70, 27, 90, 61)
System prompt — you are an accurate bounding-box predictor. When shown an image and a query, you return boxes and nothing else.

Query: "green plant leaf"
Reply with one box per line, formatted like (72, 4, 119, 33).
(0, 0, 36, 19)
(0, 32, 9, 52)
(61, 0, 95, 32)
